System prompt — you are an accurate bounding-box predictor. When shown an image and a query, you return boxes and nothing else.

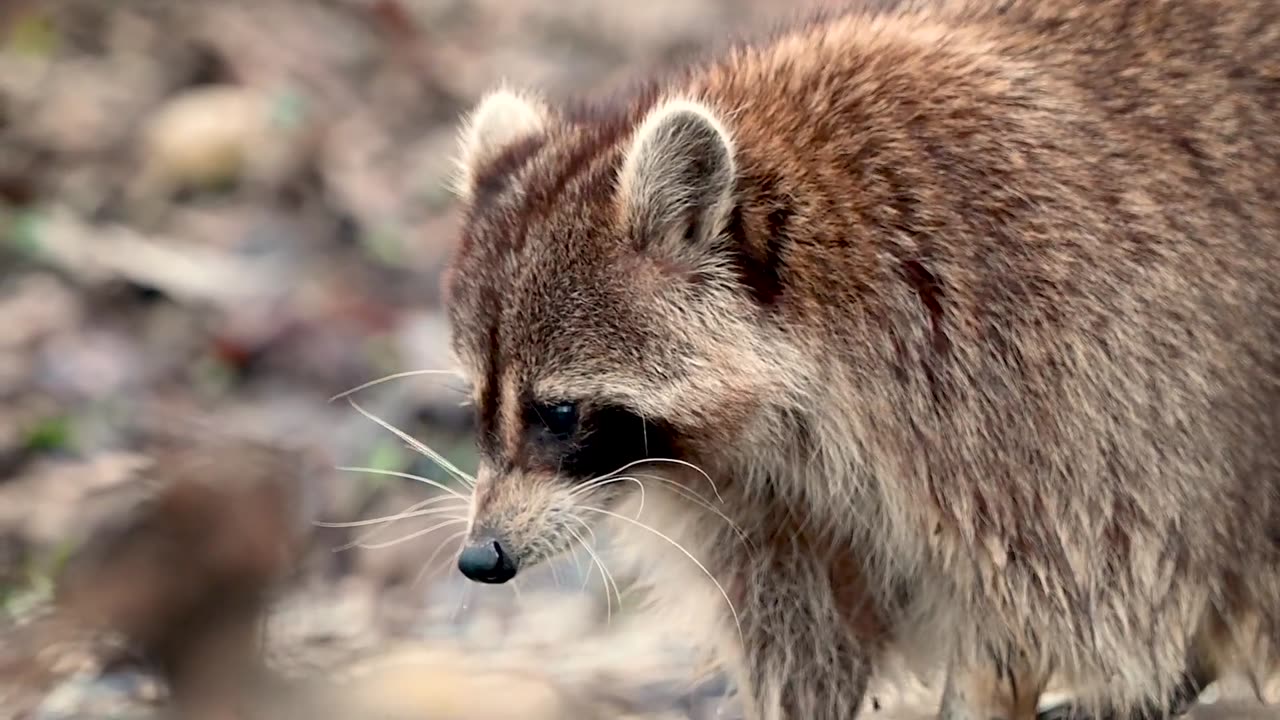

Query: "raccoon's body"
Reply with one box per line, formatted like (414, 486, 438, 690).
(440, 1, 1280, 718)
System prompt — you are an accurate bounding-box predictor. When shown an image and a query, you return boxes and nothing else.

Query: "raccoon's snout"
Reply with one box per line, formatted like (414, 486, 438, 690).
(457, 535, 518, 584)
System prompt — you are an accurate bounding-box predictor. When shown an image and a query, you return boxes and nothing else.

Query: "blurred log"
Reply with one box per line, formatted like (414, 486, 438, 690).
(0, 431, 311, 719)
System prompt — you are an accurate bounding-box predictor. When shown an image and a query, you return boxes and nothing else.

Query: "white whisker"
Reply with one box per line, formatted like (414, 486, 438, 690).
(570, 473, 636, 496)
(511, 578, 525, 608)
(328, 368, 465, 402)
(313, 494, 466, 528)
(570, 475, 645, 517)
(568, 543, 586, 578)
(337, 465, 469, 501)
(567, 523, 617, 626)
(630, 472, 754, 549)
(570, 470, 748, 548)
(573, 515, 600, 546)
(413, 529, 469, 589)
(452, 581, 473, 623)
(347, 399, 477, 487)
(335, 506, 470, 552)
(548, 557, 563, 590)
(404, 441, 477, 489)
(637, 458, 724, 503)
(356, 518, 469, 550)
(570, 457, 724, 504)
(579, 553, 594, 591)
(580, 506, 742, 645)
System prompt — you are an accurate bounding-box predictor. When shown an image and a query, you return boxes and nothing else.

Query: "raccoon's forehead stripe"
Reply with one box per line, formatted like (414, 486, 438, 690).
(456, 143, 609, 297)
(475, 321, 503, 460)
(498, 365, 524, 467)
(520, 128, 625, 223)
(457, 103, 660, 433)
(466, 95, 664, 259)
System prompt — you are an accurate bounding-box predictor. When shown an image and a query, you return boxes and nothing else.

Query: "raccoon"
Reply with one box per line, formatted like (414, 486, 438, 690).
(438, 0, 1280, 718)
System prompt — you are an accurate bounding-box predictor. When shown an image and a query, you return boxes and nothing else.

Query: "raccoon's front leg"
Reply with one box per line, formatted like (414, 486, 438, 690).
(940, 651, 1044, 720)
(1033, 665, 1210, 720)
(728, 550, 875, 720)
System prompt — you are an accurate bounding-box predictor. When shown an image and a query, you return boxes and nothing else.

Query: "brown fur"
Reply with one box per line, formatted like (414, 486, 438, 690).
(440, 1, 1280, 718)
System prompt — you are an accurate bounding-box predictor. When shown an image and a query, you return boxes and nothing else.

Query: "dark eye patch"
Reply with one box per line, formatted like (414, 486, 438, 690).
(522, 401, 679, 481)
(527, 400, 581, 440)
(563, 404, 680, 480)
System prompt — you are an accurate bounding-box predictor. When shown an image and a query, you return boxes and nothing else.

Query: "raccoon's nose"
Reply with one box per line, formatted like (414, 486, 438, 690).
(457, 536, 517, 583)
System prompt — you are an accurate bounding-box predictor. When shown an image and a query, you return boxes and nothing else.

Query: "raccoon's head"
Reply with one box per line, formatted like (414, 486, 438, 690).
(441, 86, 807, 584)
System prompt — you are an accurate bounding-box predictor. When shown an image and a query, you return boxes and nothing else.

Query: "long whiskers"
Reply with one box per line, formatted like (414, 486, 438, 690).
(452, 581, 473, 623)
(570, 457, 725, 505)
(547, 556, 563, 591)
(314, 477, 469, 552)
(328, 368, 466, 403)
(570, 467, 750, 549)
(346, 399, 477, 488)
(627, 472, 754, 550)
(510, 578, 525, 609)
(566, 522, 619, 626)
(579, 506, 742, 646)
(355, 517, 470, 550)
(565, 525, 598, 594)
(570, 474, 645, 517)
(337, 465, 470, 501)
(638, 458, 724, 503)
(333, 506, 469, 552)
(413, 529, 469, 590)
(313, 494, 467, 529)
(316, 491, 466, 551)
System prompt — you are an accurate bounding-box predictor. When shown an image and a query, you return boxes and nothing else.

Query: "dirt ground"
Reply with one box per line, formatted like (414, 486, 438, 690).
(0, 1, 1278, 718)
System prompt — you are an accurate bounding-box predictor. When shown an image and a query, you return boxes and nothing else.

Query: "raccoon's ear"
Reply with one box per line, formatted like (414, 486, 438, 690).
(618, 98, 737, 261)
(452, 87, 551, 199)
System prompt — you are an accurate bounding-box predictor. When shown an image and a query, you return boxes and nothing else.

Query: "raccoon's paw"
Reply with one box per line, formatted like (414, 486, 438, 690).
(1033, 694, 1199, 720)
(1035, 707, 1083, 720)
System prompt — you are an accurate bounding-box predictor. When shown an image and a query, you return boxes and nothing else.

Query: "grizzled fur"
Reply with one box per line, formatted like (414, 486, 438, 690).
(441, 1, 1280, 718)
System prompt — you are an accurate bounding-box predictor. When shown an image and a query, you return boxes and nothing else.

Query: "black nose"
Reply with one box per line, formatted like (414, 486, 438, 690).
(457, 537, 517, 583)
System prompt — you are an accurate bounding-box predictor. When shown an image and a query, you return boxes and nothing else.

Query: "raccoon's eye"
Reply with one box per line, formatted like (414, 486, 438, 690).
(536, 401, 580, 439)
